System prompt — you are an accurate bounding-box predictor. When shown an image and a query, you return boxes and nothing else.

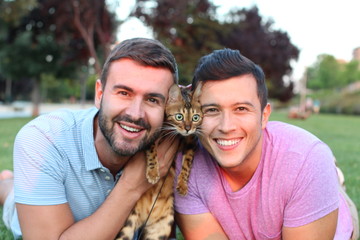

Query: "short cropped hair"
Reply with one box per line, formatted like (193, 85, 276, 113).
(192, 48, 268, 110)
(100, 38, 178, 87)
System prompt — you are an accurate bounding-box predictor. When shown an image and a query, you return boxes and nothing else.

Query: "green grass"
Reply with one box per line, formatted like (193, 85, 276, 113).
(0, 117, 32, 239)
(1, 113, 359, 238)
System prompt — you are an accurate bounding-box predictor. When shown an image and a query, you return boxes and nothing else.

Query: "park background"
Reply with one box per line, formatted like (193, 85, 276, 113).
(0, 0, 359, 239)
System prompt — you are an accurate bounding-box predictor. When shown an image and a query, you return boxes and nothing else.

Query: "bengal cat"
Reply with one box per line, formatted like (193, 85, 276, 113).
(116, 83, 203, 240)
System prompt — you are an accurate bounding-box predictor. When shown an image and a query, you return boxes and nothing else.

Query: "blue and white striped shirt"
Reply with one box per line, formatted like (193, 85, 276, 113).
(12, 107, 122, 236)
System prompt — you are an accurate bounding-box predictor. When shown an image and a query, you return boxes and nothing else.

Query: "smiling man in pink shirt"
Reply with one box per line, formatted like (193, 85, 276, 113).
(175, 49, 358, 240)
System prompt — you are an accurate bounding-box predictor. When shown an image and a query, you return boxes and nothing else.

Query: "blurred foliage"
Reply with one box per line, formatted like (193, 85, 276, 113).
(307, 54, 360, 90)
(311, 89, 360, 115)
(0, 0, 117, 108)
(305, 54, 360, 115)
(0, 0, 37, 26)
(133, 0, 300, 102)
(3, 0, 357, 107)
(0, 31, 62, 79)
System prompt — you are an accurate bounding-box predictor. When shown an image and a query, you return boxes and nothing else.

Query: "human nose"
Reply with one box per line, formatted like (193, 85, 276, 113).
(218, 111, 236, 133)
(125, 98, 145, 120)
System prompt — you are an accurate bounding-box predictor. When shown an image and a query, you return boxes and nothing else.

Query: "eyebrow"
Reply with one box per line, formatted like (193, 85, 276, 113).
(202, 101, 256, 109)
(113, 84, 166, 103)
(113, 84, 133, 92)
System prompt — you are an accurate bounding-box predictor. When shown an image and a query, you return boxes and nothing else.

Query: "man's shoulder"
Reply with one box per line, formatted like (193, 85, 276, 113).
(265, 121, 320, 144)
(23, 107, 96, 132)
(263, 121, 332, 166)
(263, 121, 333, 169)
(16, 107, 98, 147)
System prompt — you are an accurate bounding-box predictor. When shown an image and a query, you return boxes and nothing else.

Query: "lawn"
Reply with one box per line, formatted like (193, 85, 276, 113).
(0, 112, 359, 238)
(0, 117, 32, 240)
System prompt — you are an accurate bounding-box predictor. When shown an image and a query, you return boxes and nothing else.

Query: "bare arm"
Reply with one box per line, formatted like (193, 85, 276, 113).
(282, 209, 338, 240)
(176, 212, 228, 240)
(175, 209, 338, 240)
(17, 137, 179, 240)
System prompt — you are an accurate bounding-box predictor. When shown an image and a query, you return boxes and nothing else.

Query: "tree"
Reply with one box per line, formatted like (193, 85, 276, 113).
(0, 31, 62, 115)
(0, 0, 38, 103)
(307, 55, 360, 90)
(37, 0, 117, 105)
(133, 0, 223, 84)
(307, 54, 343, 90)
(133, 1, 299, 101)
(0, 0, 117, 115)
(341, 60, 360, 86)
(220, 7, 299, 101)
(38, 0, 117, 75)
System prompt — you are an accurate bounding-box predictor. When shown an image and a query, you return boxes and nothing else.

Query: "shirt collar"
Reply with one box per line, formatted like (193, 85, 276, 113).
(82, 107, 103, 171)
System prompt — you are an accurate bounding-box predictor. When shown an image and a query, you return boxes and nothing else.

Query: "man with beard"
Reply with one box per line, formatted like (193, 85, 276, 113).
(0, 38, 179, 239)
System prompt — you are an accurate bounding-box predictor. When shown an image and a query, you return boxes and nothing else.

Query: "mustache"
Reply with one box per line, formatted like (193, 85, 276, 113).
(114, 114, 150, 130)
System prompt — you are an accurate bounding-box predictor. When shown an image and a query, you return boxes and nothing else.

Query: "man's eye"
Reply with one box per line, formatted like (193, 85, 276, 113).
(118, 91, 128, 96)
(204, 108, 218, 113)
(148, 98, 159, 104)
(237, 107, 247, 111)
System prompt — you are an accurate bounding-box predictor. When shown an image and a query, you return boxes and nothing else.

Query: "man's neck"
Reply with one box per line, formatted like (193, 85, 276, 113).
(220, 137, 263, 192)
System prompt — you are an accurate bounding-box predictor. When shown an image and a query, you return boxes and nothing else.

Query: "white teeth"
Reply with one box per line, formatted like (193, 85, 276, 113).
(120, 124, 141, 132)
(216, 139, 240, 146)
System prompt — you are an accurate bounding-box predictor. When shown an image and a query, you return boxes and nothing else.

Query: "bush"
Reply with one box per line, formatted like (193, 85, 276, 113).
(309, 89, 360, 115)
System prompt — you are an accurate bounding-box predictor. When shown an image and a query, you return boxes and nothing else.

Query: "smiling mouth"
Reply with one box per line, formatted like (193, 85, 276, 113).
(216, 138, 241, 146)
(120, 123, 142, 133)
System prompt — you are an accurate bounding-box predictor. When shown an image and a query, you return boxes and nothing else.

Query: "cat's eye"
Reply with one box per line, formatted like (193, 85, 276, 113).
(175, 113, 183, 121)
(192, 114, 200, 122)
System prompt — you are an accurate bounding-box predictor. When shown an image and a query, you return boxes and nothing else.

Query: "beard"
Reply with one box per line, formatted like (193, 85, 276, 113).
(98, 107, 161, 157)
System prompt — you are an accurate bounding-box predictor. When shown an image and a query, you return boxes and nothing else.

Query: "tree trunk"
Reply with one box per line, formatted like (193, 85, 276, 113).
(5, 77, 12, 104)
(72, 0, 102, 76)
(80, 72, 87, 107)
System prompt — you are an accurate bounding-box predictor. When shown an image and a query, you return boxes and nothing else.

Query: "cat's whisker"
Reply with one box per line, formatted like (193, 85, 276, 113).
(158, 130, 179, 143)
(195, 128, 206, 138)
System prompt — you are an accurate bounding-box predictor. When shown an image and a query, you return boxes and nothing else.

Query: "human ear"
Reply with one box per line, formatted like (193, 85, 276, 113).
(95, 79, 103, 109)
(261, 103, 272, 129)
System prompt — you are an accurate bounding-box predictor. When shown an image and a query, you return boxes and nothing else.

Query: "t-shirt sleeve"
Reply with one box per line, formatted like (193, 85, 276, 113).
(283, 141, 339, 227)
(14, 122, 67, 205)
(174, 151, 211, 215)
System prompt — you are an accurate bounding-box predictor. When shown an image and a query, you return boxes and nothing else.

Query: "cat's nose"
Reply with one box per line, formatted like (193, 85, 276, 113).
(185, 125, 191, 131)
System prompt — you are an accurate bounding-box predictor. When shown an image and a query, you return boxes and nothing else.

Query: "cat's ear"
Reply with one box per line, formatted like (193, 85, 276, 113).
(192, 81, 203, 101)
(167, 84, 182, 104)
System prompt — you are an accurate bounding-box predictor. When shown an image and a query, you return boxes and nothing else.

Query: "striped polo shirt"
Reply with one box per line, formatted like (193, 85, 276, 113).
(12, 107, 122, 236)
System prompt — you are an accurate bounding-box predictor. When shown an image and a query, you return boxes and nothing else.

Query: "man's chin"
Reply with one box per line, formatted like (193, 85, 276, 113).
(112, 141, 149, 157)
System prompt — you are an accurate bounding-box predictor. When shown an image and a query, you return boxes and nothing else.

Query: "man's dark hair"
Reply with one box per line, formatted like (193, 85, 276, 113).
(192, 48, 268, 110)
(100, 38, 178, 87)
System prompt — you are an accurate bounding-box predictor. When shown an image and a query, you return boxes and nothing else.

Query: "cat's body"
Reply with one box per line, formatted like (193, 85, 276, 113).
(116, 83, 202, 240)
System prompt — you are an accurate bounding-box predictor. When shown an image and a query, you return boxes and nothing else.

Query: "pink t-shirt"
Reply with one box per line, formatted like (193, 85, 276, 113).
(175, 121, 353, 239)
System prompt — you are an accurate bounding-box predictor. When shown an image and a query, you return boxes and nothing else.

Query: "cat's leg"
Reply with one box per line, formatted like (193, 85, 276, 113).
(146, 144, 160, 184)
(176, 149, 194, 196)
(116, 209, 141, 240)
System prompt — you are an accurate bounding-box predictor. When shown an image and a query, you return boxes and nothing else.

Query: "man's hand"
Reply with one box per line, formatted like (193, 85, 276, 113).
(120, 136, 180, 196)
(155, 136, 180, 176)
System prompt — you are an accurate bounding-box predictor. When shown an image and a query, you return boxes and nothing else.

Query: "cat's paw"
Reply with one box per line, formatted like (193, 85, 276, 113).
(176, 183, 188, 196)
(146, 169, 160, 184)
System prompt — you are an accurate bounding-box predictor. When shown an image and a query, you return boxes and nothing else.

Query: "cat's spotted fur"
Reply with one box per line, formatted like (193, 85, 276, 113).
(116, 83, 202, 240)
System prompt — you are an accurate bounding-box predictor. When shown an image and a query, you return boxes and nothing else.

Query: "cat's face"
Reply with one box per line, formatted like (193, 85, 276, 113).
(165, 83, 203, 136)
